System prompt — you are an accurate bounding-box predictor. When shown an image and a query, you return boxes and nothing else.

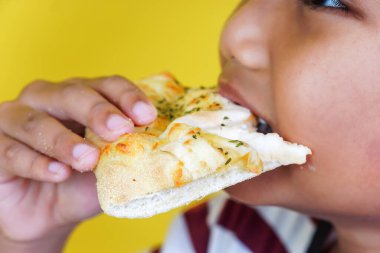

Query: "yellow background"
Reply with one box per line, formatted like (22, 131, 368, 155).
(0, 0, 239, 252)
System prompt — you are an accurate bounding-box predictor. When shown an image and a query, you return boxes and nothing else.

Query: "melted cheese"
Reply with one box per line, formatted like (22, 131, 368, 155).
(169, 95, 311, 169)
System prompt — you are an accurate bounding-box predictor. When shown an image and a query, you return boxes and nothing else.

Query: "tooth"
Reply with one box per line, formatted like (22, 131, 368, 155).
(257, 118, 273, 134)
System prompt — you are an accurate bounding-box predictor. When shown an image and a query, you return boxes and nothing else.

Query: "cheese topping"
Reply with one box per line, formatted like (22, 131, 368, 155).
(138, 74, 311, 179)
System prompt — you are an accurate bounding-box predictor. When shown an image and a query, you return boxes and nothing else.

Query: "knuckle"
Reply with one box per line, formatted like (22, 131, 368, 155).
(0, 100, 16, 115)
(104, 75, 128, 86)
(102, 75, 136, 90)
(19, 80, 46, 101)
(21, 111, 47, 134)
(119, 88, 142, 103)
(1, 142, 25, 170)
(91, 100, 111, 113)
(61, 82, 89, 97)
(87, 101, 111, 125)
(3, 142, 23, 161)
(123, 84, 140, 94)
(51, 130, 72, 156)
(64, 77, 83, 85)
(28, 154, 45, 178)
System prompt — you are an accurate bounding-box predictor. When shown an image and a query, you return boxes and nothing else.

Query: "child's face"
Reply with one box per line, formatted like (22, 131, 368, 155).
(219, 0, 380, 221)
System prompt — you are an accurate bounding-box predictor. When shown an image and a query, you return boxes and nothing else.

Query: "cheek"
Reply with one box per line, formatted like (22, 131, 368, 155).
(272, 39, 380, 215)
(366, 139, 380, 169)
(276, 50, 380, 167)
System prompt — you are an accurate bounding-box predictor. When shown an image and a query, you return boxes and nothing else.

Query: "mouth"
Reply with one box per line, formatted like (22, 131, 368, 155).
(256, 117, 273, 134)
(218, 80, 273, 135)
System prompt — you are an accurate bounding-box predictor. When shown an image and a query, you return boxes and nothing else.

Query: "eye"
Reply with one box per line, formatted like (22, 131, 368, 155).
(302, 0, 348, 11)
(319, 0, 345, 8)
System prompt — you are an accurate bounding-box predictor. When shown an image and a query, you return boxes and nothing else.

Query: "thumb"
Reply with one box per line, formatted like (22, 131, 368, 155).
(56, 172, 101, 224)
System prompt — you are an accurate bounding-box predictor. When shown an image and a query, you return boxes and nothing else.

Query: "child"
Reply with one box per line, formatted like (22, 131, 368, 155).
(0, 0, 379, 252)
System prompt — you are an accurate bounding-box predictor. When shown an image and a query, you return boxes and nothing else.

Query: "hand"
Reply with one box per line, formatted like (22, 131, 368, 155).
(0, 76, 157, 245)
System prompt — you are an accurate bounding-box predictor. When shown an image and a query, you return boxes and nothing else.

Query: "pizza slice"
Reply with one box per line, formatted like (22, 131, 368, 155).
(86, 73, 311, 218)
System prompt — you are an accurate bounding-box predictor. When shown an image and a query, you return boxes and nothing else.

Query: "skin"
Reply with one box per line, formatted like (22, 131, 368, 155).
(0, 0, 379, 252)
(220, 1, 380, 252)
(0, 76, 157, 252)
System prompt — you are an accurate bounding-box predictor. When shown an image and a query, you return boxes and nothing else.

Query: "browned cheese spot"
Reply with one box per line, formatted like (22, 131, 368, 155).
(101, 144, 111, 155)
(168, 123, 182, 137)
(173, 167, 184, 187)
(116, 143, 129, 153)
(152, 142, 159, 150)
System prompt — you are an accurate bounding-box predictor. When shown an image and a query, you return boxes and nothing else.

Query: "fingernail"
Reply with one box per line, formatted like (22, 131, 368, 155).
(48, 161, 66, 175)
(106, 114, 133, 134)
(72, 144, 99, 171)
(132, 101, 157, 124)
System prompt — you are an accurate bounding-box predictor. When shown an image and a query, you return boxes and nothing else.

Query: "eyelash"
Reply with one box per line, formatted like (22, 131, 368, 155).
(302, 0, 350, 15)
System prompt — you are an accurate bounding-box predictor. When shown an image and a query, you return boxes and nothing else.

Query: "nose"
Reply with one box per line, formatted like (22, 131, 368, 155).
(220, 0, 273, 70)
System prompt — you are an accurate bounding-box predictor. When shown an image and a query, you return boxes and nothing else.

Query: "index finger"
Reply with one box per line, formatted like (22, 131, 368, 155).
(78, 75, 157, 126)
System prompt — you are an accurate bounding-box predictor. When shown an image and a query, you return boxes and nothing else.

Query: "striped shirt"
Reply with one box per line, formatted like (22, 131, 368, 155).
(150, 193, 335, 253)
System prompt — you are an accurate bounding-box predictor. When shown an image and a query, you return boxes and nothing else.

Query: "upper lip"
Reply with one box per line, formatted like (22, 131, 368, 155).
(217, 58, 274, 130)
